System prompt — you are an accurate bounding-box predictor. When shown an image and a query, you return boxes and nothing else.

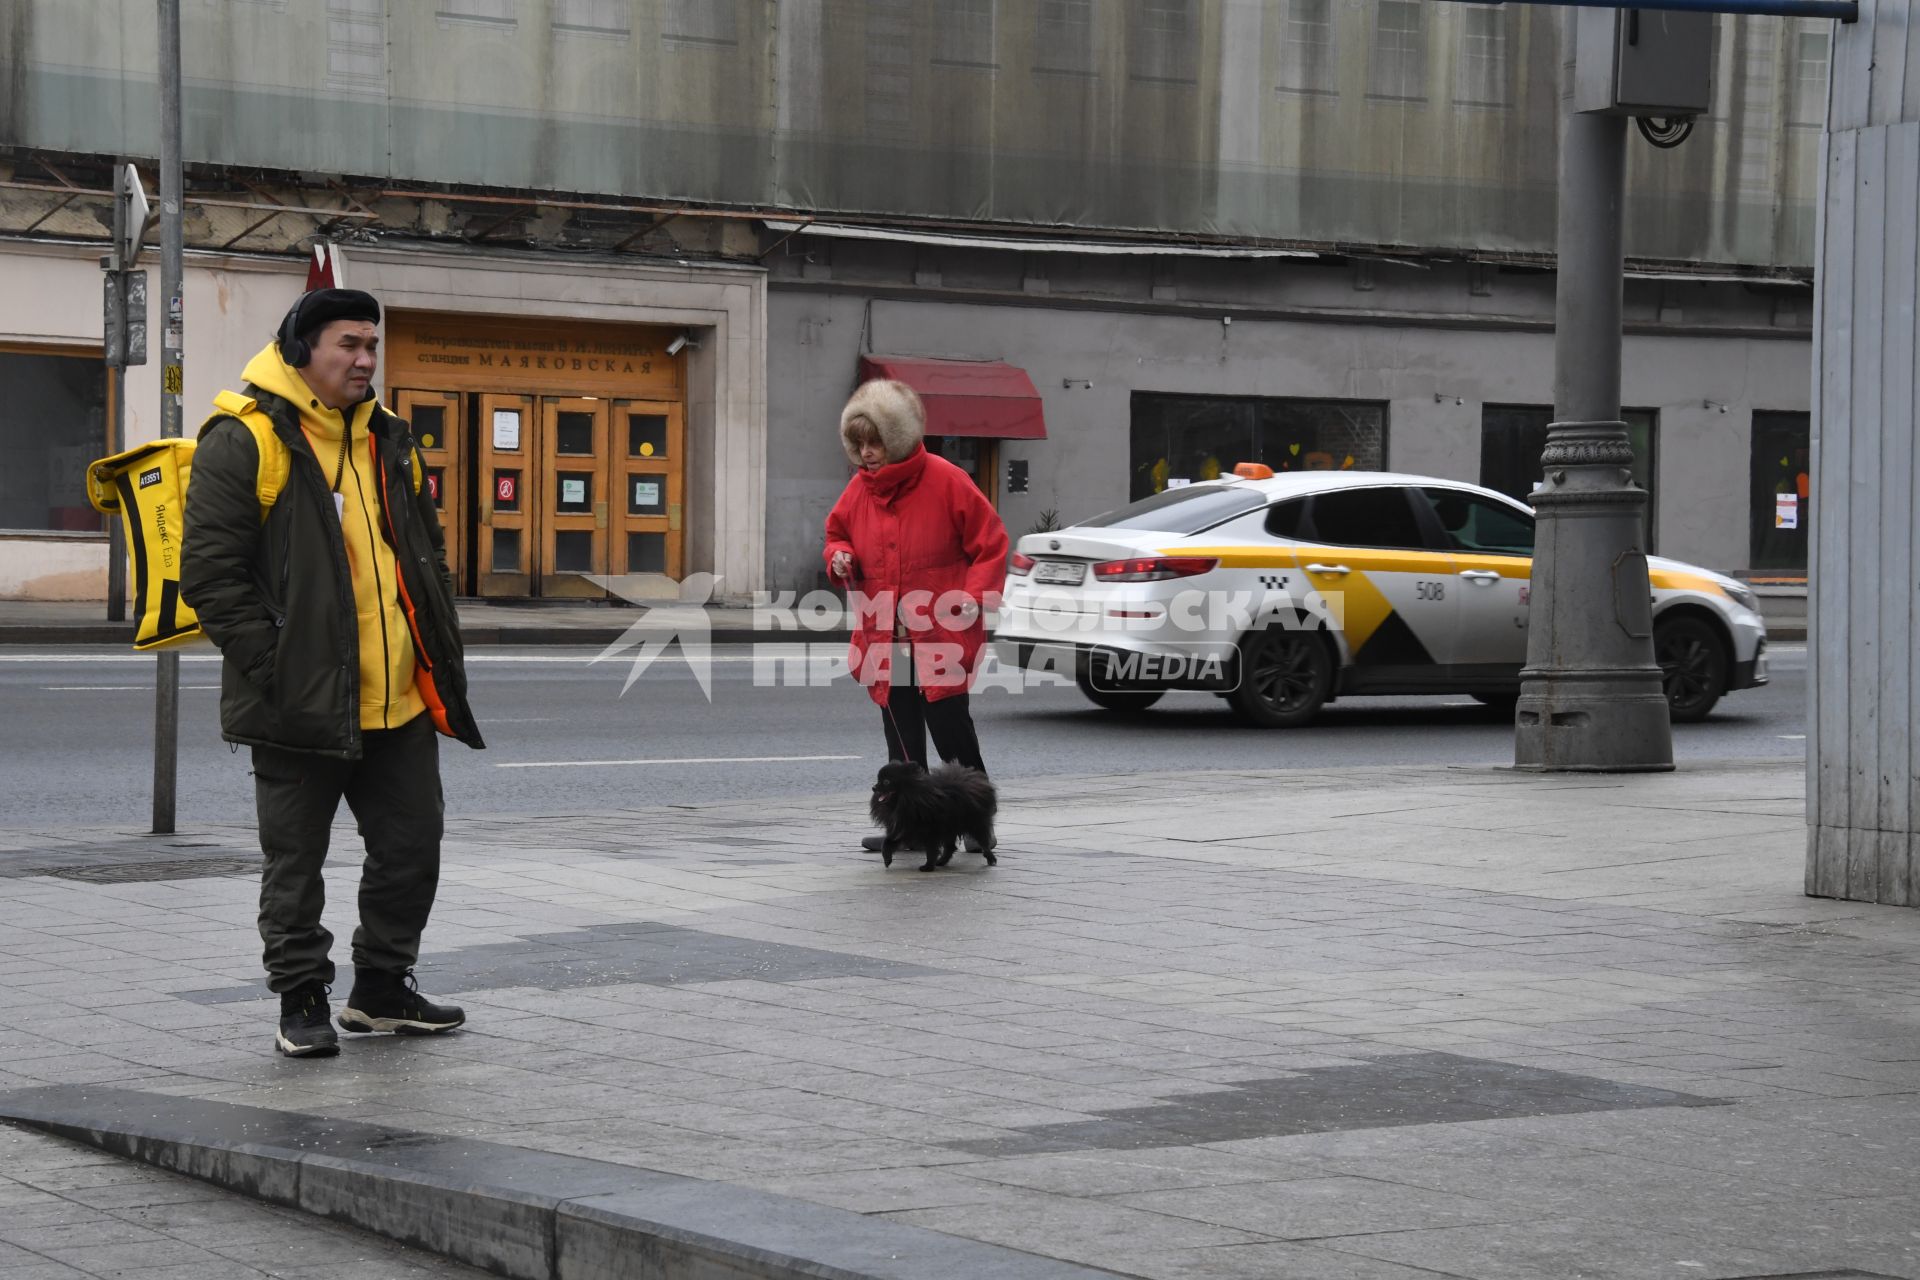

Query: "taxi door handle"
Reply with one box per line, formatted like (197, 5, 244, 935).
(1305, 563, 1350, 576)
(1460, 570, 1502, 584)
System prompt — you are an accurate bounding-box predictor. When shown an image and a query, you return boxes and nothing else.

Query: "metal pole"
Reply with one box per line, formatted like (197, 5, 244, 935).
(153, 0, 183, 834)
(106, 185, 128, 624)
(1513, 102, 1675, 772)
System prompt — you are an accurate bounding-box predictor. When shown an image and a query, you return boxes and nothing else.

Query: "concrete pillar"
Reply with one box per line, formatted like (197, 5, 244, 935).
(1807, 0, 1920, 905)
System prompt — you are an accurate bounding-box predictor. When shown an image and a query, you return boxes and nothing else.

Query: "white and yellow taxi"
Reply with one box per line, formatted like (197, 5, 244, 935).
(994, 471, 1768, 727)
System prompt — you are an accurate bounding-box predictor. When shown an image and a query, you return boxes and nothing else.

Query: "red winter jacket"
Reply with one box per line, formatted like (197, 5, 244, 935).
(823, 446, 1010, 705)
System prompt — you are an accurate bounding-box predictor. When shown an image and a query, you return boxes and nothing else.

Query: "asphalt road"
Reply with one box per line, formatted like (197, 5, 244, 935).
(0, 643, 1806, 830)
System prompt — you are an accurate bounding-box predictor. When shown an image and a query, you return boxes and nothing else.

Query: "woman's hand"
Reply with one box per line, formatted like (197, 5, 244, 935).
(831, 550, 855, 580)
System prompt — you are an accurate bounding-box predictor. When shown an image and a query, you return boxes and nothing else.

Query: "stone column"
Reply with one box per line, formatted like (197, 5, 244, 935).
(1807, 0, 1920, 905)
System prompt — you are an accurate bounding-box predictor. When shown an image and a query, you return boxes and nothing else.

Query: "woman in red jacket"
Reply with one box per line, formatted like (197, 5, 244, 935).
(824, 380, 1009, 828)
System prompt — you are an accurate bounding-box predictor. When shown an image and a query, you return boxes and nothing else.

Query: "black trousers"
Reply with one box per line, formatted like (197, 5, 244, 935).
(250, 714, 444, 994)
(881, 646, 986, 772)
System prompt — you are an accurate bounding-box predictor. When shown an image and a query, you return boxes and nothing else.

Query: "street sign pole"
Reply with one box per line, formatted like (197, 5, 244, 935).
(104, 163, 150, 624)
(152, 0, 184, 835)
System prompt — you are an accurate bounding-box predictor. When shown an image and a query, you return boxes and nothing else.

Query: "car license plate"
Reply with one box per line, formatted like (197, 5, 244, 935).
(1034, 560, 1086, 586)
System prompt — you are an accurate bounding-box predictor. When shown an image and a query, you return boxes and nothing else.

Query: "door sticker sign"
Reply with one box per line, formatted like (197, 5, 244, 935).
(491, 409, 521, 451)
(496, 475, 516, 503)
(634, 479, 660, 507)
(562, 478, 587, 505)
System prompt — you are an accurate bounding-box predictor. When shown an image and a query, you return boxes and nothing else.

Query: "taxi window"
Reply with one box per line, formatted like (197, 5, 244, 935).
(1080, 485, 1268, 533)
(1422, 487, 1535, 555)
(1302, 487, 1427, 549)
(1266, 498, 1308, 538)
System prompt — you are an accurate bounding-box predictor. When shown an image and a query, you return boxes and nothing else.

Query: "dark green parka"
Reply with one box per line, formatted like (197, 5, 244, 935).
(180, 380, 483, 759)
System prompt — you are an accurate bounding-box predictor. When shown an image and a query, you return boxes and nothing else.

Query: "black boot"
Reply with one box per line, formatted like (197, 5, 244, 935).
(338, 969, 465, 1035)
(276, 981, 340, 1058)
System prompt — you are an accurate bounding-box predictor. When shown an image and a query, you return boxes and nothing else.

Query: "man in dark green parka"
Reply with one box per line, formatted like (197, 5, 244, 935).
(182, 288, 484, 1058)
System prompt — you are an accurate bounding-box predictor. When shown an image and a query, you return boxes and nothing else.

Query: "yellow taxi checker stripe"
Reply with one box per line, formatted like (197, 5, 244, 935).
(1649, 567, 1729, 598)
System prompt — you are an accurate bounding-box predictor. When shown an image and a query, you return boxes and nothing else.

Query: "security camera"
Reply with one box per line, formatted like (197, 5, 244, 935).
(666, 333, 689, 356)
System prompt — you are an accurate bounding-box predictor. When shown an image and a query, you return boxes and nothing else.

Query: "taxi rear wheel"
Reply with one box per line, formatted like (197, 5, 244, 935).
(1075, 671, 1166, 714)
(1656, 615, 1729, 722)
(1229, 625, 1333, 728)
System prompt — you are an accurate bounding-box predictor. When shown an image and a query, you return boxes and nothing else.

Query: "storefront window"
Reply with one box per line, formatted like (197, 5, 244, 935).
(1749, 410, 1809, 579)
(1480, 405, 1657, 548)
(927, 435, 998, 502)
(1129, 393, 1388, 501)
(0, 349, 108, 533)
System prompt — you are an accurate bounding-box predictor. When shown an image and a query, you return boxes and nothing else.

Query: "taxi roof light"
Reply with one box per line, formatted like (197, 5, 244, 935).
(1232, 462, 1274, 480)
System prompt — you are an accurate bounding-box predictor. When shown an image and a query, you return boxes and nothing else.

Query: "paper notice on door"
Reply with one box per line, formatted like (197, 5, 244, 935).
(633, 479, 660, 508)
(1166, 478, 1191, 489)
(1775, 493, 1799, 529)
(562, 478, 586, 505)
(491, 409, 521, 451)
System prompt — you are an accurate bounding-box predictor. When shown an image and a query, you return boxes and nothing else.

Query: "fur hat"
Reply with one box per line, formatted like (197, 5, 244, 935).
(840, 379, 925, 466)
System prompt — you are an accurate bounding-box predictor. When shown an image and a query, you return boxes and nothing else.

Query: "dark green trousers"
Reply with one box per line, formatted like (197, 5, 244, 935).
(251, 713, 444, 994)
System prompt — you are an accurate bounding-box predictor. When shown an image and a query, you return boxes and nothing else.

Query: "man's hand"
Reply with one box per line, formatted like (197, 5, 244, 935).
(831, 550, 855, 580)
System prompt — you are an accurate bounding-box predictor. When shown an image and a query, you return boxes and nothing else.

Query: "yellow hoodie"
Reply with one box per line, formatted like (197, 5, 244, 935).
(241, 344, 426, 732)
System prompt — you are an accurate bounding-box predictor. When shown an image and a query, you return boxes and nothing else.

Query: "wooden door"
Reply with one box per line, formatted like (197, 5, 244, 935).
(476, 392, 536, 598)
(539, 397, 610, 598)
(392, 389, 465, 593)
(610, 399, 685, 581)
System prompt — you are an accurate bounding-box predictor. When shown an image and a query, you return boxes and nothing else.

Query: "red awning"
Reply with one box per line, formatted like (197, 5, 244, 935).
(857, 355, 1047, 440)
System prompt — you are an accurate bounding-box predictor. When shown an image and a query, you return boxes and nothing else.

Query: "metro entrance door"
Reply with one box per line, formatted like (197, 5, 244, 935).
(476, 393, 536, 597)
(391, 389, 464, 591)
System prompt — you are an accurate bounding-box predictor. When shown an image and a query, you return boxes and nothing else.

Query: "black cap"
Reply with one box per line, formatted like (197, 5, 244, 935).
(293, 288, 381, 341)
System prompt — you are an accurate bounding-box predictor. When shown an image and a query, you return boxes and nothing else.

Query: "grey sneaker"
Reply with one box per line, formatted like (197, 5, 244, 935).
(275, 982, 339, 1058)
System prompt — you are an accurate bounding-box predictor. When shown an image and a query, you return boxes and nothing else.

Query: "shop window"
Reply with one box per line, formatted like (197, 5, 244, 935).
(927, 435, 998, 502)
(1034, 0, 1095, 76)
(0, 349, 108, 534)
(1129, 393, 1388, 502)
(1480, 405, 1657, 548)
(1750, 411, 1810, 579)
(1369, 0, 1426, 101)
(1277, 0, 1337, 96)
(1130, 0, 1198, 84)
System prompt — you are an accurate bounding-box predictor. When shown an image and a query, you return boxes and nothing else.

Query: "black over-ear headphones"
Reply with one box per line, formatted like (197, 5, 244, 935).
(275, 293, 315, 368)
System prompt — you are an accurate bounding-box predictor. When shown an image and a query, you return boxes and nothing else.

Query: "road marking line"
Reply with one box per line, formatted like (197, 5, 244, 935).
(41, 685, 219, 691)
(496, 754, 863, 769)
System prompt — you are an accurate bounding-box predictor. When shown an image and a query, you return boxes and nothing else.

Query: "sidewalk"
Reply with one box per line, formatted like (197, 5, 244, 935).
(2, 759, 1916, 1279)
(0, 597, 811, 647)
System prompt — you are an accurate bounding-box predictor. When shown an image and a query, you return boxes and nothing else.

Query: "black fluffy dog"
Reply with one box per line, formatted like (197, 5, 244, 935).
(869, 761, 998, 871)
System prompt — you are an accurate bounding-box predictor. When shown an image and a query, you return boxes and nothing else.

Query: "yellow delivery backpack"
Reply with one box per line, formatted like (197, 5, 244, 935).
(86, 390, 289, 650)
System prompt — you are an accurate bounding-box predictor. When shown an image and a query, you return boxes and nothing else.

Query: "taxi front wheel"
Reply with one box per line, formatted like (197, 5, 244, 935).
(1230, 625, 1333, 728)
(1656, 615, 1729, 723)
